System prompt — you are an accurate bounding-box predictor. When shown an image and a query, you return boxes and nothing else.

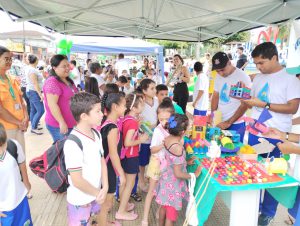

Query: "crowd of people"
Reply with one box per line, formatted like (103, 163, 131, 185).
(1, 41, 300, 226)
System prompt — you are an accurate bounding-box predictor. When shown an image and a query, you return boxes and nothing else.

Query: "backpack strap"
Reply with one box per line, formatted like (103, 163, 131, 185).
(67, 134, 83, 150)
(7, 139, 18, 164)
(92, 128, 100, 140)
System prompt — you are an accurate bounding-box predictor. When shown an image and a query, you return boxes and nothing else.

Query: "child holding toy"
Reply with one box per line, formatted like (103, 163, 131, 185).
(155, 114, 201, 226)
(141, 98, 175, 226)
(136, 78, 159, 192)
(116, 93, 148, 221)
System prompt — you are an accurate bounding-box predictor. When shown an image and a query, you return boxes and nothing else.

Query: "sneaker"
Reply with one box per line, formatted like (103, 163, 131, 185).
(258, 214, 274, 226)
(31, 129, 43, 135)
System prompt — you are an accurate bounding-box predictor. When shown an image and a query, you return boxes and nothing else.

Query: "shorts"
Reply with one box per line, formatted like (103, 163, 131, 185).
(67, 201, 100, 226)
(107, 160, 117, 194)
(121, 157, 139, 174)
(193, 109, 207, 116)
(1, 196, 33, 226)
(163, 205, 178, 222)
(146, 155, 160, 180)
(139, 143, 151, 166)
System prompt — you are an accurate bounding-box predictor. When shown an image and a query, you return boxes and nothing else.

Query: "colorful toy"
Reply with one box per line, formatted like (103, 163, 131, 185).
(265, 157, 288, 176)
(238, 145, 257, 160)
(192, 116, 208, 140)
(251, 138, 275, 155)
(244, 108, 272, 135)
(184, 137, 210, 154)
(200, 156, 283, 185)
(229, 81, 251, 99)
(221, 130, 241, 143)
(206, 127, 221, 141)
(206, 140, 221, 158)
(140, 122, 153, 137)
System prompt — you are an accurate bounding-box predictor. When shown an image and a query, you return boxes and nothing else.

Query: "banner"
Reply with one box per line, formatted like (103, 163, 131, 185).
(287, 20, 300, 70)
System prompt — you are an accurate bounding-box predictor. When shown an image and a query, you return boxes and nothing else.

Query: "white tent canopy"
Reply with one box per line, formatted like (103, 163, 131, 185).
(1, 0, 300, 42)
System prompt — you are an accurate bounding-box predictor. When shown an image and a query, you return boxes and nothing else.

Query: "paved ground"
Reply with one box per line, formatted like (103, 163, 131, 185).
(25, 113, 299, 225)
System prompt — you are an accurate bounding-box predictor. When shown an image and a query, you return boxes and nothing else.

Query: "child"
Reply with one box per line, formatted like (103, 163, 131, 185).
(117, 76, 128, 92)
(156, 84, 184, 114)
(141, 98, 175, 226)
(64, 92, 108, 225)
(116, 93, 149, 221)
(0, 123, 32, 226)
(137, 78, 159, 191)
(192, 61, 209, 116)
(155, 114, 201, 226)
(97, 92, 126, 226)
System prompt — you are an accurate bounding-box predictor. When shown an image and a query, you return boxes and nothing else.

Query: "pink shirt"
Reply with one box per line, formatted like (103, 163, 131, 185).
(43, 76, 78, 128)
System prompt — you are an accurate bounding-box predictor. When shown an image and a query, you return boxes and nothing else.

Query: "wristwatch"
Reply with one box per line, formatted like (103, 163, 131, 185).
(286, 132, 289, 141)
(265, 102, 271, 109)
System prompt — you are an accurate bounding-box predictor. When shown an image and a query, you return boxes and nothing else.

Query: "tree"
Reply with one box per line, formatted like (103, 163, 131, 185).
(206, 31, 250, 46)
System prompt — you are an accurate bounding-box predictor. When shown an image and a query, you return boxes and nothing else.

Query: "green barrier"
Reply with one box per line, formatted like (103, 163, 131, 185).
(187, 153, 299, 226)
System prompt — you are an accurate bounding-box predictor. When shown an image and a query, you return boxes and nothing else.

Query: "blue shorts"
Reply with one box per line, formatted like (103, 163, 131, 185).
(122, 157, 139, 174)
(139, 144, 151, 166)
(1, 196, 33, 226)
(193, 109, 207, 116)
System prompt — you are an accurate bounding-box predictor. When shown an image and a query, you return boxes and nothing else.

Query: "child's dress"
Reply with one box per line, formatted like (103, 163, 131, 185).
(155, 144, 189, 211)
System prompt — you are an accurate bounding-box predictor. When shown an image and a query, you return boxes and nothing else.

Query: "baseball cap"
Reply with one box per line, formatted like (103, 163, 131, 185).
(212, 52, 229, 70)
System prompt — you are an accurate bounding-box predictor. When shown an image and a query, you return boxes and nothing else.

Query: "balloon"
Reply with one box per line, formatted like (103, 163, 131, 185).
(67, 40, 73, 51)
(283, 154, 290, 161)
(57, 39, 67, 49)
(188, 85, 194, 92)
(58, 49, 68, 55)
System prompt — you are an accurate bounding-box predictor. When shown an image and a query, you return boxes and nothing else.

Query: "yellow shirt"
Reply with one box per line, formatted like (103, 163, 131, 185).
(0, 75, 24, 129)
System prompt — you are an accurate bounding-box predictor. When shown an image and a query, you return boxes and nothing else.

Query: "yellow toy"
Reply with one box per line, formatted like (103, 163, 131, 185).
(265, 158, 288, 176)
(239, 145, 256, 154)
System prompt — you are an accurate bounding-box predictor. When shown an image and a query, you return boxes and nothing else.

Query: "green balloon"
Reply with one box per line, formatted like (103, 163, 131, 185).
(67, 40, 73, 51)
(57, 39, 68, 49)
(58, 49, 68, 55)
(188, 85, 194, 92)
(283, 154, 290, 161)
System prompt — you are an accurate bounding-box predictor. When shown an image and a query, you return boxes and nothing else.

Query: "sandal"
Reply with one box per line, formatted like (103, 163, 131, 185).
(115, 212, 138, 221)
(284, 214, 295, 225)
(130, 193, 142, 202)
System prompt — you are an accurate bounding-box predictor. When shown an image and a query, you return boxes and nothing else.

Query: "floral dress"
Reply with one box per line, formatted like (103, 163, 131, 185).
(155, 143, 189, 211)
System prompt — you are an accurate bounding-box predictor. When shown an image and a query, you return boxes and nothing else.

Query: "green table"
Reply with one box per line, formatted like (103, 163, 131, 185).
(187, 154, 299, 226)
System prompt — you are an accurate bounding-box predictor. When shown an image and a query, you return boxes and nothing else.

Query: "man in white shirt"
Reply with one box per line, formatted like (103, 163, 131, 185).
(211, 52, 252, 142)
(243, 42, 300, 226)
(114, 53, 130, 77)
(193, 62, 209, 116)
(70, 60, 81, 86)
(89, 62, 106, 96)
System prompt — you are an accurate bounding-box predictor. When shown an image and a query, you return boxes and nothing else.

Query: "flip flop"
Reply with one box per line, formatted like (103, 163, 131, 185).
(115, 212, 138, 221)
(130, 193, 142, 202)
(127, 203, 135, 212)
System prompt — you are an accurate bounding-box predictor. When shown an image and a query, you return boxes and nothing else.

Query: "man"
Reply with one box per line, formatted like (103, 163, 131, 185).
(211, 52, 251, 142)
(114, 53, 130, 77)
(243, 42, 300, 226)
(236, 46, 248, 70)
(89, 62, 106, 96)
(70, 60, 81, 86)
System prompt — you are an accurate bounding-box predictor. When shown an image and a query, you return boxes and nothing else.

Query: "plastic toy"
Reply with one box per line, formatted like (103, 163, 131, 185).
(251, 138, 275, 155)
(244, 108, 272, 135)
(184, 138, 210, 154)
(238, 145, 257, 160)
(265, 157, 288, 176)
(206, 127, 221, 141)
(229, 81, 251, 99)
(140, 122, 153, 137)
(221, 130, 241, 143)
(206, 140, 221, 158)
(192, 116, 208, 140)
(200, 156, 283, 185)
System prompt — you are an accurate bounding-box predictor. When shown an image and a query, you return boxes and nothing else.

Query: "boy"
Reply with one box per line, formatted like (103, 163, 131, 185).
(192, 61, 209, 116)
(64, 92, 108, 225)
(0, 123, 32, 226)
(156, 84, 184, 114)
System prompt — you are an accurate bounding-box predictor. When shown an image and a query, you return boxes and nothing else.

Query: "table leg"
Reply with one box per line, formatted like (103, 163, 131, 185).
(229, 190, 260, 226)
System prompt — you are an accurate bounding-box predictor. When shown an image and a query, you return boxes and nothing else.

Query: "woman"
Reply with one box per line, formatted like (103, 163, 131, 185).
(84, 76, 100, 98)
(26, 54, 45, 135)
(140, 58, 149, 75)
(0, 45, 29, 151)
(167, 54, 190, 113)
(43, 54, 78, 142)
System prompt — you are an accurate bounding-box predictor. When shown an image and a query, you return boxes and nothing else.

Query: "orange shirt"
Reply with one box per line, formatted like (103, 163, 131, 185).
(0, 75, 25, 129)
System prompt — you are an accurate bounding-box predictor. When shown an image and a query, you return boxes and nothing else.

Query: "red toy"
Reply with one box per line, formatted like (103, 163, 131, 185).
(200, 156, 283, 185)
(243, 108, 272, 135)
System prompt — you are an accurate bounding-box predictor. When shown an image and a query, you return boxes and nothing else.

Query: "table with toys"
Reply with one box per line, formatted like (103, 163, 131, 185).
(185, 115, 299, 226)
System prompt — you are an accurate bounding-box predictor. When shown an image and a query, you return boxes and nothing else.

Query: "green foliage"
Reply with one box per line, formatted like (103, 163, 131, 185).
(147, 39, 189, 49)
(206, 31, 250, 46)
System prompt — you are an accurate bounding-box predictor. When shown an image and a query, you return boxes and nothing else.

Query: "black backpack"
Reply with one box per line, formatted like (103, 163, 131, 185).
(29, 129, 100, 193)
(7, 139, 18, 163)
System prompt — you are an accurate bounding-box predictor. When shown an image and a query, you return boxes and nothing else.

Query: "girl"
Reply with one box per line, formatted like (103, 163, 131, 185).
(137, 78, 159, 191)
(116, 93, 149, 221)
(156, 114, 201, 226)
(84, 76, 100, 98)
(141, 98, 175, 226)
(97, 92, 126, 226)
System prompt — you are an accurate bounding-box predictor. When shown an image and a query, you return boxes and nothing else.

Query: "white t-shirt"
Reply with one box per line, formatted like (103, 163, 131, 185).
(214, 68, 251, 122)
(64, 129, 104, 206)
(0, 139, 27, 211)
(193, 72, 209, 111)
(71, 67, 81, 86)
(164, 62, 171, 73)
(26, 65, 44, 91)
(150, 124, 169, 158)
(115, 59, 130, 77)
(141, 97, 159, 144)
(251, 69, 300, 132)
(91, 73, 105, 88)
(123, 85, 134, 95)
